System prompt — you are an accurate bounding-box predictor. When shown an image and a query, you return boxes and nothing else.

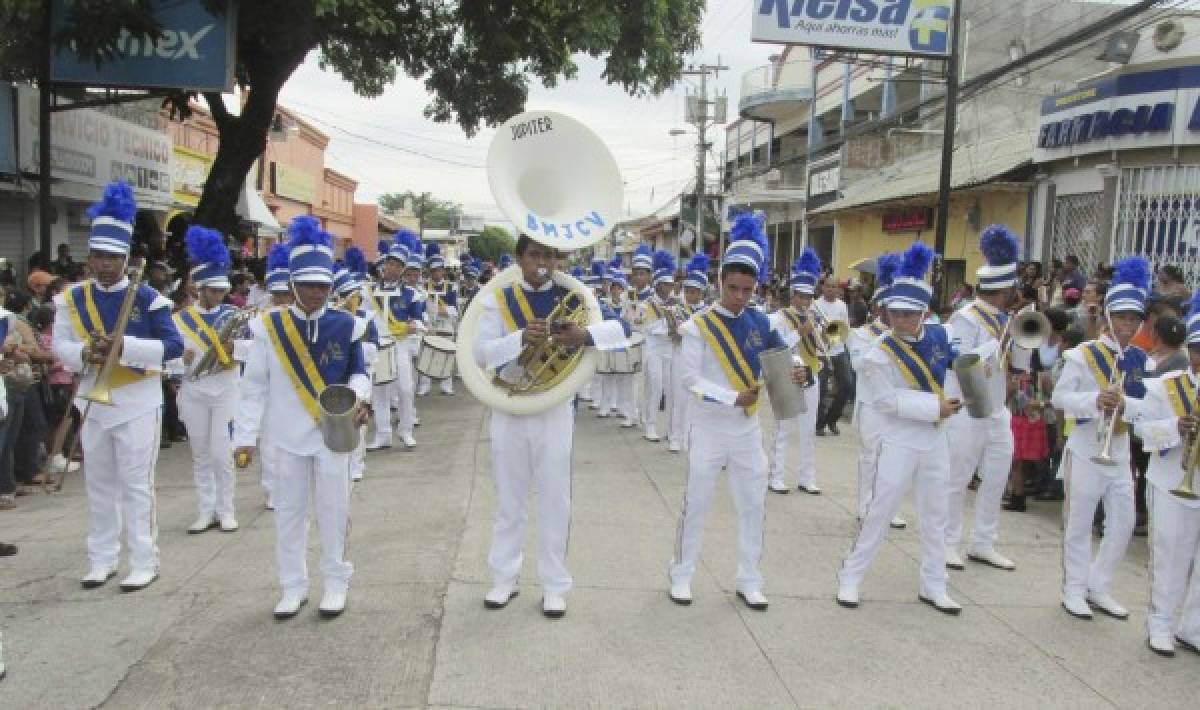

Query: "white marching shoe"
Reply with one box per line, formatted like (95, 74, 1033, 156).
(50, 453, 80, 474)
(187, 514, 219, 534)
(967, 547, 1015, 571)
(669, 582, 692, 606)
(1061, 595, 1093, 620)
(736, 589, 769, 611)
(918, 590, 962, 615)
(401, 433, 417, 449)
(768, 480, 790, 495)
(836, 583, 860, 609)
(273, 591, 308, 620)
(1148, 632, 1176, 657)
(484, 583, 519, 610)
(351, 470, 363, 482)
(889, 516, 908, 529)
(542, 593, 567, 619)
(319, 588, 348, 618)
(119, 568, 159, 593)
(1086, 592, 1129, 620)
(80, 564, 118, 589)
(667, 441, 682, 453)
(944, 548, 965, 571)
(218, 514, 239, 533)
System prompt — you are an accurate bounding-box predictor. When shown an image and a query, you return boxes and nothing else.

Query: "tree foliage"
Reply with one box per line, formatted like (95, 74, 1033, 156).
(468, 226, 516, 264)
(378, 191, 461, 231)
(4, 0, 705, 234)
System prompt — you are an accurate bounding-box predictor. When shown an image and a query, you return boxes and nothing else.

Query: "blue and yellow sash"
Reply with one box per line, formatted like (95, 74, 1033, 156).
(644, 300, 663, 324)
(375, 291, 411, 339)
(781, 308, 822, 375)
(971, 304, 1006, 341)
(174, 307, 231, 370)
(1165, 373, 1197, 419)
(262, 310, 326, 423)
(1080, 340, 1129, 434)
(498, 285, 537, 333)
(866, 321, 886, 338)
(64, 283, 156, 388)
(879, 335, 944, 397)
(694, 311, 760, 415)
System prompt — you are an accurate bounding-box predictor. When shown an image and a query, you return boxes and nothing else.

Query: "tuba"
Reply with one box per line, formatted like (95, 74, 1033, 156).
(456, 110, 621, 415)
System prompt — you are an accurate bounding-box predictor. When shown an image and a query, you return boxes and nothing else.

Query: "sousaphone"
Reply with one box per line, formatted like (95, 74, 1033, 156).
(456, 110, 623, 415)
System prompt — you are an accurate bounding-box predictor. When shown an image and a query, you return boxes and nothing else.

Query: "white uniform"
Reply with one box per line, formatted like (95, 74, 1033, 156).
(766, 308, 821, 490)
(370, 283, 423, 446)
(846, 322, 887, 517)
(839, 326, 953, 599)
(234, 307, 372, 598)
(473, 279, 626, 595)
(1130, 370, 1200, 643)
(417, 280, 457, 395)
(1050, 336, 1146, 603)
(641, 296, 675, 440)
(667, 301, 703, 450)
(942, 301, 1017, 558)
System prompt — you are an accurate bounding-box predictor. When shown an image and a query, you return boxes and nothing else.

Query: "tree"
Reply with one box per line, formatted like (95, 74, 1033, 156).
(11, 0, 704, 236)
(469, 226, 516, 264)
(378, 191, 461, 232)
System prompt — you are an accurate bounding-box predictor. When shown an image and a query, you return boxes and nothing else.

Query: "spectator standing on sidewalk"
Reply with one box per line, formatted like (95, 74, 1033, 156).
(815, 277, 852, 436)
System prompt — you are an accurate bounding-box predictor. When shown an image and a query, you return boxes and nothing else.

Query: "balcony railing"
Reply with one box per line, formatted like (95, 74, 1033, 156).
(739, 61, 813, 123)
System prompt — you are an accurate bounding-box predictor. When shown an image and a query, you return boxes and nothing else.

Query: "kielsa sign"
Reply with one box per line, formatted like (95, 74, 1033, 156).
(1035, 65, 1200, 162)
(882, 207, 933, 232)
(51, 0, 236, 92)
(752, 0, 955, 58)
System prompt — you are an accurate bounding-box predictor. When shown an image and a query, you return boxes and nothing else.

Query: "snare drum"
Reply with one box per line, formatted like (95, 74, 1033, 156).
(373, 342, 399, 385)
(415, 335, 457, 379)
(605, 333, 645, 375)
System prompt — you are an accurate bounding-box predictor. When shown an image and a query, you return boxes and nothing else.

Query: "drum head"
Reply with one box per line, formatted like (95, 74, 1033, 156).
(424, 335, 457, 351)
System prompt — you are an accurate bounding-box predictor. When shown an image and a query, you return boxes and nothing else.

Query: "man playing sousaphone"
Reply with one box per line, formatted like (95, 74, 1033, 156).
(52, 181, 184, 593)
(233, 217, 371, 620)
(473, 235, 629, 618)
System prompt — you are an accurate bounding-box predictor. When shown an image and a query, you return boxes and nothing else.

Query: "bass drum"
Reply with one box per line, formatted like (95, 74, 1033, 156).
(416, 335, 457, 379)
(455, 265, 601, 415)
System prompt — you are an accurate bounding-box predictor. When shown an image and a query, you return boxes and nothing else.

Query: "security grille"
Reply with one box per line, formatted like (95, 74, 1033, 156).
(1050, 192, 1103, 273)
(1113, 165, 1200, 288)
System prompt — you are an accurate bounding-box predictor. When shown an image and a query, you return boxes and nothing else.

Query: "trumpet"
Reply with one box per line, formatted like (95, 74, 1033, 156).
(1174, 416, 1200, 500)
(1091, 371, 1126, 467)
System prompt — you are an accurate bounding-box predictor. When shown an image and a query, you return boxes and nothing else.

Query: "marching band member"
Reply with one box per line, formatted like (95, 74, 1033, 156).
(1051, 257, 1151, 621)
(667, 254, 709, 452)
(53, 182, 184, 592)
(942, 225, 1022, 572)
(669, 213, 799, 611)
(460, 255, 482, 312)
(767, 248, 823, 495)
(579, 260, 607, 406)
(233, 217, 371, 620)
(641, 250, 677, 443)
(334, 248, 379, 482)
(605, 264, 638, 428)
(1133, 288, 1200, 657)
(628, 246, 654, 426)
(475, 235, 628, 618)
(418, 242, 456, 396)
(369, 232, 423, 451)
(836, 242, 962, 615)
(176, 227, 242, 534)
(401, 238, 429, 423)
(846, 253, 906, 529)
(258, 244, 294, 509)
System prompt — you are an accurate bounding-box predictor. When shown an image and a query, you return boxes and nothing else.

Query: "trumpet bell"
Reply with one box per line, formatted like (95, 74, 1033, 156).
(487, 110, 623, 251)
(1011, 310, 1051, 350)
(824, 320, 849, 348)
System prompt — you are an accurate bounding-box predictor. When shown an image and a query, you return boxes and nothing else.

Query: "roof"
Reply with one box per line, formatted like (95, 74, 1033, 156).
(810, 131, 1035, 215)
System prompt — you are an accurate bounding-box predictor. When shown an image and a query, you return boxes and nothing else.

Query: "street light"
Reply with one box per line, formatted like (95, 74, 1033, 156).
(668, 128, 689, 137)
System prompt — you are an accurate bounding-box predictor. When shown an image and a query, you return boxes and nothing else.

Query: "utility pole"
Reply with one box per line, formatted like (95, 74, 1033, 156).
(933, 0, 962, 290)
(38, 0, 53, 264)
(681, 61, 728, 263)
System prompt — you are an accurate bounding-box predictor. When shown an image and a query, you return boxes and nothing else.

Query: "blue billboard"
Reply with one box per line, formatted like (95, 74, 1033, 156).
(51, 0, 236, 92)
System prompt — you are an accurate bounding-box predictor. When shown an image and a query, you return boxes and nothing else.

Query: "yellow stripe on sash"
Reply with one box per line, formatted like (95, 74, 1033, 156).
(882, 336, 944, 398)
(175, 308, 231, 369)
(67, 283, 156, 389)
(694, 313, 759, 416)
(510, 286, 535, 325)
(1165, 374, 1197, 419)
(1081, 342, 1117, 390)
(263, 313, 325, 423)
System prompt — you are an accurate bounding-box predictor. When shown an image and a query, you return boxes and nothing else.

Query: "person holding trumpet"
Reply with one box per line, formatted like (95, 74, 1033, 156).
(52, 181, 184, 593)
(668, 213, 800, 611)
(1051, 257, 1151, 622)
(233, 217, 372, 620)
(175, 226, 246, 535)
(837, 242, 963, 614)
(766, 248, 824, 495)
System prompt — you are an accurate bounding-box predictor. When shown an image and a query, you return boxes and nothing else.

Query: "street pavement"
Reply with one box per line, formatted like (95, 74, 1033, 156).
(1, 390, 1197, 708)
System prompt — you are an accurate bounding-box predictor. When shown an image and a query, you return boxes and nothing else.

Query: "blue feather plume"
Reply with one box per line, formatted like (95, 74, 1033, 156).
(344, 246, 367, 276)
(425, 242, 441, 259)
(570, 265, 584, 279)
(899, 242, 935, 281)
(287, 215, 331, 249)
(86, 181, 137, 223)
(608, 256, 623, 271)
(1113, 256, 1151, 291)
(184, 226, 229, 267)
(980, 224, 1020, 267)
(686, 253, 709, 275)
(266, 243, 290, 271)
(729, 212, 770, 283)
(377, 239, 390, 258)
(876, 253, 901, 287)
(591, 259, 607, 278)
(633, 244, 653, 260)
(394, 228, 419, 251)
(408, 237, 424, 261)
(1188, 289, 1200, 317)
(652, 249, 676, 273)
(793, 247, 821, 277)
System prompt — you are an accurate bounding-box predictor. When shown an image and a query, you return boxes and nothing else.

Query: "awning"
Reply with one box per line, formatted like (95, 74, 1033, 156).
(810, 131, 1035, 215)
(236, 177, 282, 235)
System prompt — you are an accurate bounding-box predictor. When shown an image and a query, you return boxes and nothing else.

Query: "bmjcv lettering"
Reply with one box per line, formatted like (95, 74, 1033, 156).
(510, 116, 554, 141)
(759, 0, 912, 28)
(525, 211, 606, 240)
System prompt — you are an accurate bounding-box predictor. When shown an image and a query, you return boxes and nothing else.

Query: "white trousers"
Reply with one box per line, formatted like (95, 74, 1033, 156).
(600, 374, 636, 417)
(1148, 485, 1200, 637)
(642, 349, 672, 437)
(944, 413, 1014, 552)
(668, 349, 689, 448)
(82, 408, 162, 572)
(273, 447, 353, 595)
(350, 425, 367, 479)
(840, 438, 950, 596)
(177, 385, 236, 519)
(670, 413, 768, 591)
(417, 373, 454, 395)
(259, 434, 278, 501)
(855, 401, 882, 519)
(1061, 450, 1134, 599)
(488, 403, 575, 595)
(769, 386, 820, 489)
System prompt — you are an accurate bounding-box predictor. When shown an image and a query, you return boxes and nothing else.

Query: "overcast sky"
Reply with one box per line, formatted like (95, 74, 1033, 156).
(275, 0, 774, 224)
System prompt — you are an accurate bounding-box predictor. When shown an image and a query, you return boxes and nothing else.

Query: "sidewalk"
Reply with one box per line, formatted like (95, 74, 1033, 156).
(0, 392, 1195, 708)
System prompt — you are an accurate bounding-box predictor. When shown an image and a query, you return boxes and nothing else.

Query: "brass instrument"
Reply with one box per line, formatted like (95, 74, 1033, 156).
(498, 290, 592, 395)
(1091, 371, 1127, 468)
(338, 289, 362, 314)
(84, 263, 147, 405)
(189, 308, 256, 381)
(808, 308, 849, 360)
(998, 308, 1051, 350)
(1175, 422, 1200, 500)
